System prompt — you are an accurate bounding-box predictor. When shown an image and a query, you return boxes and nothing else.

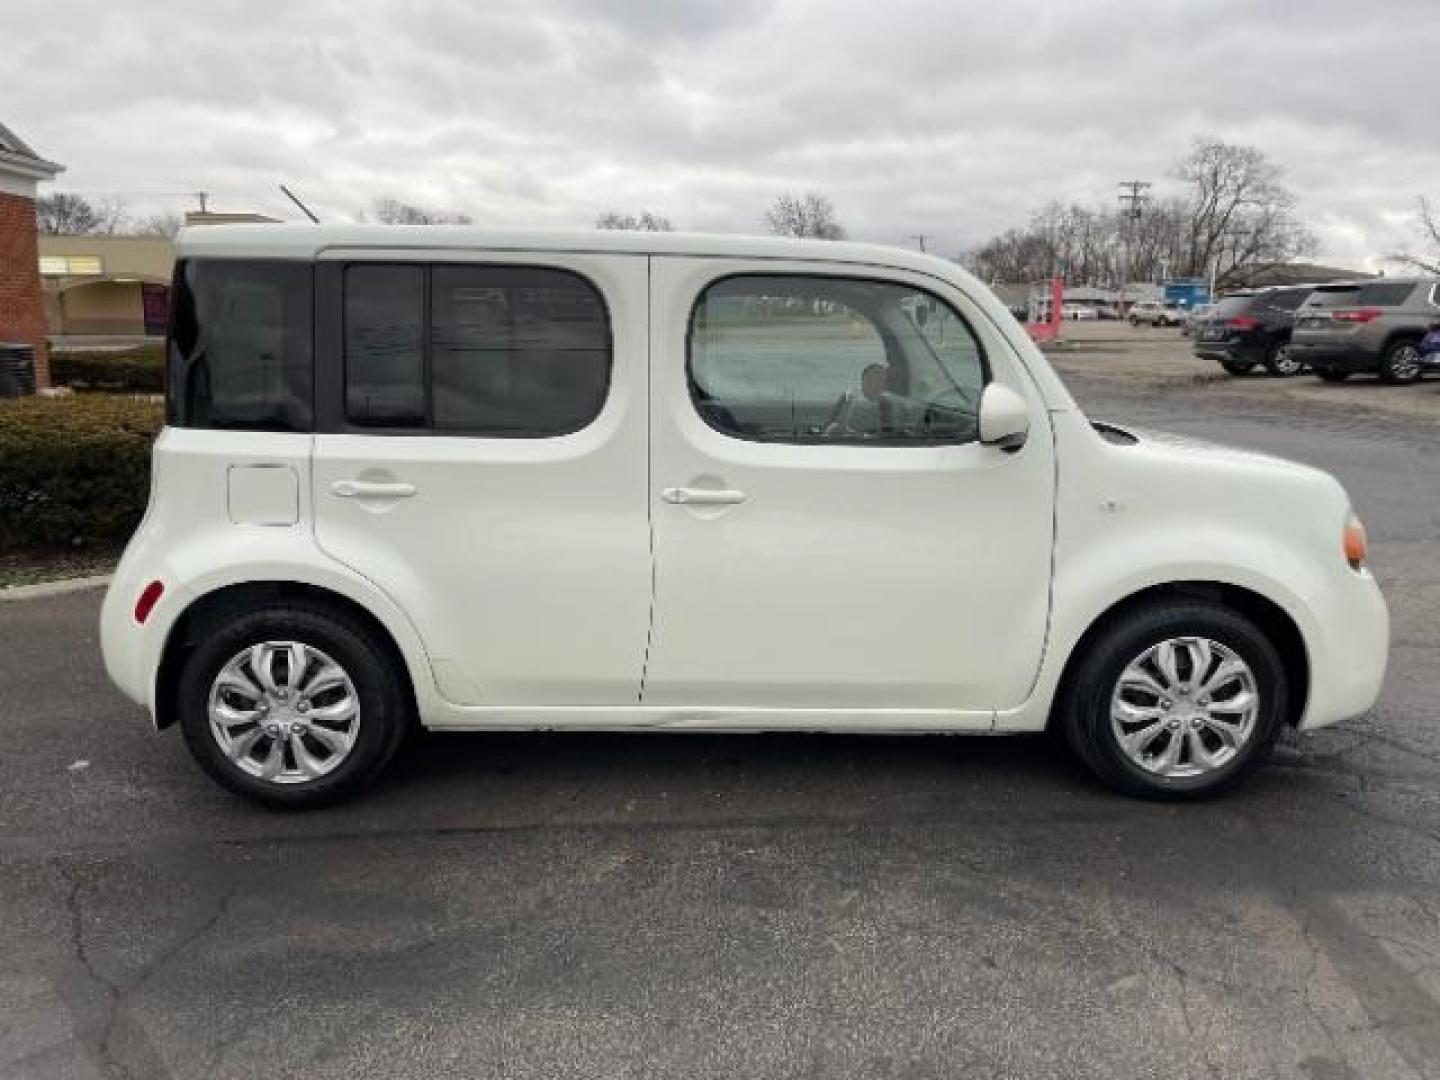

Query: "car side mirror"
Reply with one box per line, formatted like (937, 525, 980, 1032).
(979, 384, 1030, 452)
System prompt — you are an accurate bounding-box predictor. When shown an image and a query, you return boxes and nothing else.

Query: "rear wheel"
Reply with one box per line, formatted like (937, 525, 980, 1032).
(1379, 340, 1423, 384)
(177, 604, 410, 807)
(1060, 600, 1287, 800)
(1264, 340, 1302, 377)
(1220, 360, 1254, 376)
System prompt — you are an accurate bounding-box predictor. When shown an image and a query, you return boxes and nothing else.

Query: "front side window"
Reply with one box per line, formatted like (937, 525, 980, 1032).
(688, 275, 986, 445)
(341, 263, 610, 436)
(168, 259, 313, 431)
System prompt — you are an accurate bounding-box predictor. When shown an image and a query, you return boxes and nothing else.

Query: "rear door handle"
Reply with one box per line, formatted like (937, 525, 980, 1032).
(661, 487, 748, 506)
(331, 480, 417, 500)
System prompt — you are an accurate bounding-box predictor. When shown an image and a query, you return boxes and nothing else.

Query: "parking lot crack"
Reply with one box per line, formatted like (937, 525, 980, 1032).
(58, 860, 241, 1080)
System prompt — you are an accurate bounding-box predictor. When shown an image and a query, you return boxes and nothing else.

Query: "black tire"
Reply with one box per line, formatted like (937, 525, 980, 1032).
(1379, 339, 1423, 384)
(1220, 360, 1254, 376)
(1059, 600, 1288, 800)
(1316, 370, 1350, 383)
(177, 603, 411, 807)
(1263, 340, 1302, 377)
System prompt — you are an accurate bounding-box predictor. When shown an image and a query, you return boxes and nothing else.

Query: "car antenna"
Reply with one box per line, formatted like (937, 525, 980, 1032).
(279, 183, 321, 224)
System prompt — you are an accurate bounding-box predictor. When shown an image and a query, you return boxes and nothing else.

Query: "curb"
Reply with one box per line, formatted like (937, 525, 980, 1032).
(0, 574, 113, 602)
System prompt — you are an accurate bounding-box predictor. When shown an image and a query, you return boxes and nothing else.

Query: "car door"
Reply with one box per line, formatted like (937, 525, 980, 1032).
(311, 249, 651, 708)
(643, 258, 1055, 720)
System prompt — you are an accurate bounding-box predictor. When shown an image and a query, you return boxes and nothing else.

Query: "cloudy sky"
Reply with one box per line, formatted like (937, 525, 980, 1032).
(9, 0, 1438, 270)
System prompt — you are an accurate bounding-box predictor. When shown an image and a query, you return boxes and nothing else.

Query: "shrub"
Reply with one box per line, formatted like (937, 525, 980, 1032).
(49, 345, 165, 393)
(0, 395, 164, 551)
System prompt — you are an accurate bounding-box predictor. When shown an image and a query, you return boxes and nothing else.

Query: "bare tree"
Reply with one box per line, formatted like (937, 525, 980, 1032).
(36, 193, 104, 234)
(1171, 137, 1314, 286)
(372, 196, 472, 225)
(764, 192, 846, 240)
(595, 210, 674, 231)
(137, 211, 184, 239)
(1388, 196, 1440, 275)
(967, 137, 1314, 288)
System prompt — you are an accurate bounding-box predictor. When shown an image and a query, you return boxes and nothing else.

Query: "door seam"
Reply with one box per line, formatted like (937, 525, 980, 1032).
(637, 254, 657, 705)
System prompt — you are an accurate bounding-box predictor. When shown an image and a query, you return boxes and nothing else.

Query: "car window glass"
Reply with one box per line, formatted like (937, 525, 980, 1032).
(168, 259, 313, 431)
(1357, 282, 1416, 307)
(1303, 287, 1361, 310)
(689, 275, 986, 445)
(1211, 296, 1254, 319)
(344, 265, 426, 426)
(339, 264, 611, 436)
(1269, 289, 1310, 311)
(431, 266, 610, 435)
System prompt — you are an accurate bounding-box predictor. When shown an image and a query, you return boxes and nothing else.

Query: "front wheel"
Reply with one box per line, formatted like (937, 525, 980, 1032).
(1060, 601, 1287, 799)
(177, 603, 411, 807)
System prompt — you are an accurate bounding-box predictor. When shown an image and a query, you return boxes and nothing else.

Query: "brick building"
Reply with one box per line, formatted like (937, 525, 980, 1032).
(0, 122, 63, 386)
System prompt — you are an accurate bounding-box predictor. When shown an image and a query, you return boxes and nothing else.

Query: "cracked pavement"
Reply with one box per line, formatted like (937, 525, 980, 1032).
(2, 340, 1440, 1078)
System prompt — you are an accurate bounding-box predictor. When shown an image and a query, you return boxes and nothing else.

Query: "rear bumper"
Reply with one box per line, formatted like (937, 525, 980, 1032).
(1194, 341, 1264, 364)
(1289, 342, 1377, 373)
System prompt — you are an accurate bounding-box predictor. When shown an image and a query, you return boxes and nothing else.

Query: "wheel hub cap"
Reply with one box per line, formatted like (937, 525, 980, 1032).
(1109, 637, 1259, 779)
(207, 642, 361, 785)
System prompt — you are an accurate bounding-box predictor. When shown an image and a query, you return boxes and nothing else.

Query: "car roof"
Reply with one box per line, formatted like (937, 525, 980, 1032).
(1312, 278, 1435, 290)
(174, 223, 963, 279)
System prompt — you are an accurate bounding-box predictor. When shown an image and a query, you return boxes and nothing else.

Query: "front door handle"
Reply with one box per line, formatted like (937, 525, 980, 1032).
(661, 487, 748, 506)
(331, 479, 417, 500)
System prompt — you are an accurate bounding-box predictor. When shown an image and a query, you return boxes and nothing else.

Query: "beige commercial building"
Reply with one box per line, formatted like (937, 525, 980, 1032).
(39, 210, 279, 338)
(40, 234, 174, 336)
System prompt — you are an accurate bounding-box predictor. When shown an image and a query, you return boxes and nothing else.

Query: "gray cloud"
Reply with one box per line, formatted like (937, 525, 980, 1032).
(10, 0, 1438, 269)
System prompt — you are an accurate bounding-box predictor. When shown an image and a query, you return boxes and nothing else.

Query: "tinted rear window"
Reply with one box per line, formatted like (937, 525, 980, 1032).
(168, 259, 313, 431)
(1211, 295, 1256, 319)
(1267, 288, 1312, 311)
(339, 263, 612, 436)
(430, 265, 610, 434)
(345, 265, 426, 426)
(1305, 283, 1415, 308)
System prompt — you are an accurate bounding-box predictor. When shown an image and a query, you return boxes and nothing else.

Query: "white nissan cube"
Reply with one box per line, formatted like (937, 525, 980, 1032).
(100, 226, 1389, 806)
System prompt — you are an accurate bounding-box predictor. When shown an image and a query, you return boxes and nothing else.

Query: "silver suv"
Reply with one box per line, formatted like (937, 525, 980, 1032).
(1290, 279, 1440, 383)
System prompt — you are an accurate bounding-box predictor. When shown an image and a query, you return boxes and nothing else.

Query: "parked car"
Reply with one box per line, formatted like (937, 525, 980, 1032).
(1128, 300, 1184, 327)
(100, 226, 1388, 807)
(1290, 278, 1440, 383)
(1421, 325, 1440, 369)
(1180, 302, 1216, 337)
(1191, 286, 1313, 376)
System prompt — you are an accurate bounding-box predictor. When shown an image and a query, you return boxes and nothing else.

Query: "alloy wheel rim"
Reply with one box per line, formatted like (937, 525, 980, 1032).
(207, 641, 361, 785)
(1390, 345, 1420, 380)
(1109, 637, 1259, 779)
(1273, 345, 1300, 375)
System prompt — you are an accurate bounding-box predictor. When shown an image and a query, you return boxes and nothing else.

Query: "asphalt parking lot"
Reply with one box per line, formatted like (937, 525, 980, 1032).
(3, 334, 1440, 1079)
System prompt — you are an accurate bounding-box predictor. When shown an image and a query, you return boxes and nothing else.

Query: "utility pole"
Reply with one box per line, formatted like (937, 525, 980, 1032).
(193, 191, 209, 214)
(1116, 180, 1151, 310)
(909, 234, 930, 253)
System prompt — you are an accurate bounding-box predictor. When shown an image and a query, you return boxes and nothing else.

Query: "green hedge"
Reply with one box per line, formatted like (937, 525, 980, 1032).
(49, 345, 165, 393)
(0, 395, 164, 551)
